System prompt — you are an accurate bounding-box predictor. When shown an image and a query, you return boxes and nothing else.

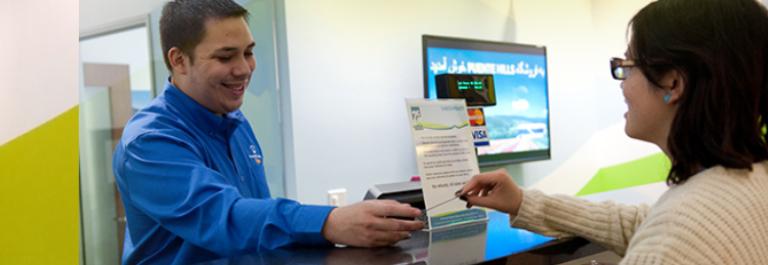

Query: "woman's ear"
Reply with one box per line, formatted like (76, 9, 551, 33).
(660, 69, 685, 104)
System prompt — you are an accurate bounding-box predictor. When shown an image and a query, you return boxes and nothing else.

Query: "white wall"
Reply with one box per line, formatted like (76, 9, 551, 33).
(282, 0, 654, 204)
(79, 0, 165, 36)
(0, 0, 79, 145)
(498, 0, 653, 188)
(283, 0, 515, 204)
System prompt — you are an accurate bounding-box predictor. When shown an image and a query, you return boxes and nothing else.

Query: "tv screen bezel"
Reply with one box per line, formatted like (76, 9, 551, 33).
(421, 34, 552, 166)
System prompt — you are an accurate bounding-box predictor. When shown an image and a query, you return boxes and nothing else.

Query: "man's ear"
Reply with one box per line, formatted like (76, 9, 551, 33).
(660, 69, 685, 104)
(167, 47, 189, 76)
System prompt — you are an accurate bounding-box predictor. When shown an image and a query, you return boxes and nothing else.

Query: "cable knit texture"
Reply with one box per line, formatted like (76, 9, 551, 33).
(512, 162, 768, 264)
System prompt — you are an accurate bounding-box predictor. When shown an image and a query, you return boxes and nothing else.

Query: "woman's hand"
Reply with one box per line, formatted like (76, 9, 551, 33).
(458, 168, 524, 215)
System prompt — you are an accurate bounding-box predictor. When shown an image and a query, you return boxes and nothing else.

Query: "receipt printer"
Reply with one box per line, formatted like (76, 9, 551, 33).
(363, 181, 425, 210)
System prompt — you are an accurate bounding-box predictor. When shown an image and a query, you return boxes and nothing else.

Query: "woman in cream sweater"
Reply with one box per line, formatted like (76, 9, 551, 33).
(459, 0, 768, 264)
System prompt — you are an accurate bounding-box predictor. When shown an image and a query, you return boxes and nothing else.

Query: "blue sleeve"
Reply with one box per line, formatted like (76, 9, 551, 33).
(118, 132, 334, 255)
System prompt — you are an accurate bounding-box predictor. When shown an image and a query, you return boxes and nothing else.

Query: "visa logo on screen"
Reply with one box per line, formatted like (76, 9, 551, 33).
(473, 130, 487, 139)
(472, 126, 490, 146)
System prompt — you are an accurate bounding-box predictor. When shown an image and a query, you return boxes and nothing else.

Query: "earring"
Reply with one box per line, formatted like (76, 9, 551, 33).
(663, 94, 671, 103)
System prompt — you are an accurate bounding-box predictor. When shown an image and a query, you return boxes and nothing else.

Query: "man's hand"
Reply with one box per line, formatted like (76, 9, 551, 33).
(322, 200, 424, 247)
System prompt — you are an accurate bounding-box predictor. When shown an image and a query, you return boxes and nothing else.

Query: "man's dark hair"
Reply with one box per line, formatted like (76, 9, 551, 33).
(160, 0, 249, 71)
(628, 0, 768, 184)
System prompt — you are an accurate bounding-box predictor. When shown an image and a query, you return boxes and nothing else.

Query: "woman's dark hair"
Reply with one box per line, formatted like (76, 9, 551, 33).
(159, 0, 249, 71)
(629, 0, 768, 184)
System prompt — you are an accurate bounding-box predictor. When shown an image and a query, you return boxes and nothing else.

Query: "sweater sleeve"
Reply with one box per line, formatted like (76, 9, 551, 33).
(617, 168, 768, 265)
(511, 190, 650, 256)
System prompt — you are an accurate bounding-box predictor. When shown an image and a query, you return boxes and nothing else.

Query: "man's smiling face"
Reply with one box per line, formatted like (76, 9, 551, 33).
(175, 16, 256, 115)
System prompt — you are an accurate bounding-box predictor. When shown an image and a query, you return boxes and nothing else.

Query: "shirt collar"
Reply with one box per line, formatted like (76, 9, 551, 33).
(162, 80, 245, 139)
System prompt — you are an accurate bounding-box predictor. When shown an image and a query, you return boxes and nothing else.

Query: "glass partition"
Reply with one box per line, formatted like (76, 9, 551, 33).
(79, 24, 152, 265)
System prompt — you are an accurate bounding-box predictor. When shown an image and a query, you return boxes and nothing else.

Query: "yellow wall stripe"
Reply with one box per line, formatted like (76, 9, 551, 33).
(0, 106, 79, 264)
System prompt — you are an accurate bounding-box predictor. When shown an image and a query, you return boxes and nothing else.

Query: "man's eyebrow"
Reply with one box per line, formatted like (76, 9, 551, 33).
(214, 42, 255, 53)
(214, 47, 238, 53)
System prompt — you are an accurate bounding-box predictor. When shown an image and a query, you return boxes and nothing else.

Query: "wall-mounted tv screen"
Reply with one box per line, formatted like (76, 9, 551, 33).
(422, 35, 551, 166)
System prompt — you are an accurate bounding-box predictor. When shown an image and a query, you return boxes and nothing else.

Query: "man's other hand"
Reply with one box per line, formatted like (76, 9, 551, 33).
(321, 200, 424, 247)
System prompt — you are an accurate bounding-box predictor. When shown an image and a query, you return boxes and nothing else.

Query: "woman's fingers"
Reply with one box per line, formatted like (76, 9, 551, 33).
(457, 168, 521, 214)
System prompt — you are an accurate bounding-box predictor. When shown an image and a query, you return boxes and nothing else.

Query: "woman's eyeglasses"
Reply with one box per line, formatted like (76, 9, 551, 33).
(610, 57, 637, 80)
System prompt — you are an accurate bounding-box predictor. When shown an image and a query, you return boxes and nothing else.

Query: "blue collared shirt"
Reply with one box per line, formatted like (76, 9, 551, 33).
(113, 82, 334, 264)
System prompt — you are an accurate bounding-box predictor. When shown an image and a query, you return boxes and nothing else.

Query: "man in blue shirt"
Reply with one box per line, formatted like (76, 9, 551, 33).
(113, 0, 424, 264)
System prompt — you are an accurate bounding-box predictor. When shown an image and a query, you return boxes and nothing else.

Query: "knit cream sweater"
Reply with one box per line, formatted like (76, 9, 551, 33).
(513, 162, 768, 264)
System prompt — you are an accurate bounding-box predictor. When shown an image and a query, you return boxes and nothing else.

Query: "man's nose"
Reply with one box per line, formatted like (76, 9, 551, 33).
(232, 56, 253, 77)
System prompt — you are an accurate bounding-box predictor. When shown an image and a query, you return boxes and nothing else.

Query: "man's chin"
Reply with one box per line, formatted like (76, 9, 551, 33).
(224, 101, 244, 113)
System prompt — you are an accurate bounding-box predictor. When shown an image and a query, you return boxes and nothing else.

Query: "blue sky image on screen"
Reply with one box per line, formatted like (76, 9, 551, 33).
(426, 47, 549, 155)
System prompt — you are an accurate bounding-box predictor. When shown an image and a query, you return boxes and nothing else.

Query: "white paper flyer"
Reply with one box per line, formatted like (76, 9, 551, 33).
(405, 98, 487, 230)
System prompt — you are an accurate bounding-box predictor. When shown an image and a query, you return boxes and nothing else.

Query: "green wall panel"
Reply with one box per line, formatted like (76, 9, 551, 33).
(577, 153, 670, 196)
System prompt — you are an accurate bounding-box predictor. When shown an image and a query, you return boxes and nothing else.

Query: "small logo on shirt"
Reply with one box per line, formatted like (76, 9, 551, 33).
(248, 144, 262, 165)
